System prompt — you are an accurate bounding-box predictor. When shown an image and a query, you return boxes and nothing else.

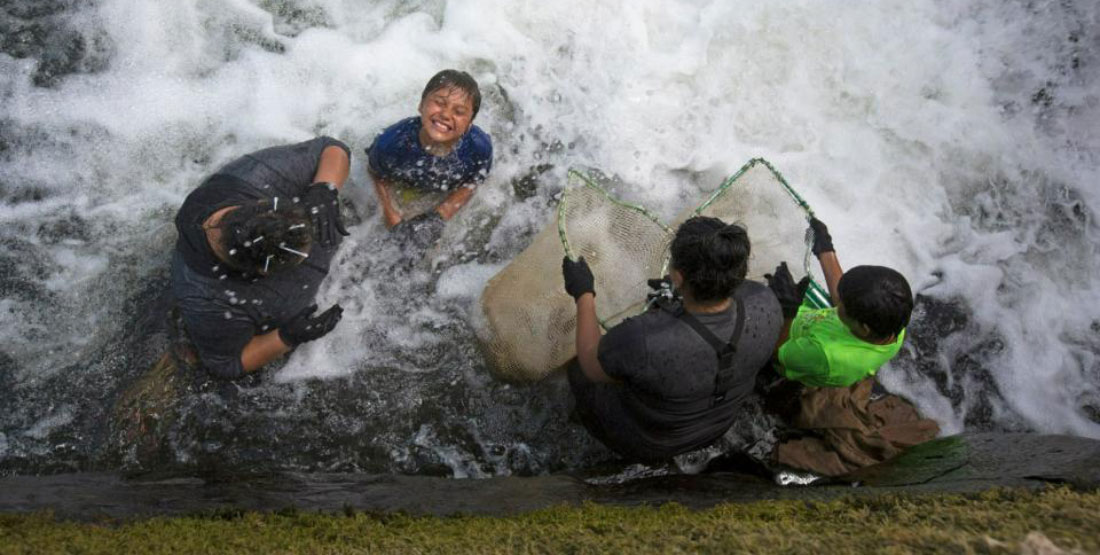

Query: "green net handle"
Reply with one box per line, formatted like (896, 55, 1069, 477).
(559, 170, 672, 329)
(560, 161, 833, 331)
(692, 158, 833, 309)
(804, 279, 832, 309)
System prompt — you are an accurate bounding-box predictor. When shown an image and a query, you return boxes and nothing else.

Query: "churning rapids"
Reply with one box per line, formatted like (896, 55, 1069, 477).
(1, 0, 1098, 479)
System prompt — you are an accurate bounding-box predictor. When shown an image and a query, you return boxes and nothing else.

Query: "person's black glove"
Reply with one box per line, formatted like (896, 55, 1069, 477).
(562, 256, 595, 301)
(302, 182, 349, 247)
(809, 217, 834, 256)
(391, 211, 445, 249)
(278, 303, 343, 346)
(765, 262, 810, 318)
(646, 276, 674, 303)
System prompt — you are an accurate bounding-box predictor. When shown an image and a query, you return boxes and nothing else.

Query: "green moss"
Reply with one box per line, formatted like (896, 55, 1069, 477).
(2, 487, 1098, 553)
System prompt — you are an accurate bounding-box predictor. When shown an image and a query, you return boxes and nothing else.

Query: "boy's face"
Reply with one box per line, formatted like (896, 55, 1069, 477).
(418, 86, 475, 148)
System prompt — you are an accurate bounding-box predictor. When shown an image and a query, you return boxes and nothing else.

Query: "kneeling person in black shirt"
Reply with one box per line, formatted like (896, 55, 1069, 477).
(563, 217, 782, 462)
(171, 137, 351, 379)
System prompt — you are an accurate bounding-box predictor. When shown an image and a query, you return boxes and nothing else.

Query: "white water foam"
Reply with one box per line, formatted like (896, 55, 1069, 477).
(2, 0, 1098, 444)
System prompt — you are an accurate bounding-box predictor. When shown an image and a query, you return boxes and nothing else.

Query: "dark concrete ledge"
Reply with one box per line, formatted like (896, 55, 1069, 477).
(1, 433, 1096, 520)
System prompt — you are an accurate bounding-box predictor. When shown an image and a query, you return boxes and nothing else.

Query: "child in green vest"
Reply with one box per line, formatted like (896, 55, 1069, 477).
(766, 218, 914, 387)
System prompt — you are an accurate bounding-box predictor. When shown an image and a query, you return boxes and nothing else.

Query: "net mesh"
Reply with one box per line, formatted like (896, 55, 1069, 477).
(675, 160, 819, 286)
(478, 159, 821, 382)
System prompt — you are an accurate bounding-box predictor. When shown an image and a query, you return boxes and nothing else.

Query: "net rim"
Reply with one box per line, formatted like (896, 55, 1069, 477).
(557, 159, 832, 331)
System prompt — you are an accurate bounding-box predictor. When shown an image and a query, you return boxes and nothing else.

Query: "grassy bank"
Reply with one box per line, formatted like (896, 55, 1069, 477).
(2, 487, 1098, 553)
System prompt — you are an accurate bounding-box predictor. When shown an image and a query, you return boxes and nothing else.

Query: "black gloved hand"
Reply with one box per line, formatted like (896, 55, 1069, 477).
(392, 211, 445, 250)
(646, 276, 674, 303)
(562, 256, 595, 301)
(764, 262, 810, 318)
(278, 303, 343, 347)
(809, 217, 834, 256)
(302, 183, 349, 247)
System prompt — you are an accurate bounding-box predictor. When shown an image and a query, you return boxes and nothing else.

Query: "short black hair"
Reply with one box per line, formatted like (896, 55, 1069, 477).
(219, 199, 312, 276)
(837, 265, 914, 338)
(421, 69, 482, 118)
(669, 216, 750, 303)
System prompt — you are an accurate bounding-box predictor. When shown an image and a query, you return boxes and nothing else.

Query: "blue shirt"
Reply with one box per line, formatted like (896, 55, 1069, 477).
(367, 117, 492, 192)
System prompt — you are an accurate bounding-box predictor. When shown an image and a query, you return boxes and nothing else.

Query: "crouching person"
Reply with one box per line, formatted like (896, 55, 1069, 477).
(765, 217, 939, 477)
(563, 217, 782, 462)
(171, 137, 351, 379)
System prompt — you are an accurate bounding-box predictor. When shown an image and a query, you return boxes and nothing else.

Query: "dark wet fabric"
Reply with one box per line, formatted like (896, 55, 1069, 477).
(775, 378, 941, 476)
(569, 280, 782, 461)
(366, 117, 492, 192)
(170, 137, 349, 379)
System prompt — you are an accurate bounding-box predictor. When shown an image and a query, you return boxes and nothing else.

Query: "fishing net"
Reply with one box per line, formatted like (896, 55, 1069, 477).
(477, 159, 827, 382)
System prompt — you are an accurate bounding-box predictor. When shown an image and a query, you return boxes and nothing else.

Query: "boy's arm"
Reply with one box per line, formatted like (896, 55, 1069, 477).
(818, 251, 843, 302)
(368, 169, 404, 228)
(810, 218, 843, 301)
(313, 145, 350, 190)
(575, 293, 617, 383)
(434, 184, 475, 220)
(563, 257, 618, 384)
(240, 330, 292, 373)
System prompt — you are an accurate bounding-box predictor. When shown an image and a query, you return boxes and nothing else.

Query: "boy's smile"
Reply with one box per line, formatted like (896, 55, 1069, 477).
(418, 86, 474, 154)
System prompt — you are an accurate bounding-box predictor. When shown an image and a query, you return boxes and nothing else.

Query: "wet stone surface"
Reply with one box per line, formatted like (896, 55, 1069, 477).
(1, 432, 1097, 519)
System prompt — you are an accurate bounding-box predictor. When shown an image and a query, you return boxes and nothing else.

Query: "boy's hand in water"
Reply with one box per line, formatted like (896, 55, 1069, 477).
(765, 262, 809, 318)
(278, 303, 343, 346)
(562, 256, 595, 300)
(392, 212, 445, 249)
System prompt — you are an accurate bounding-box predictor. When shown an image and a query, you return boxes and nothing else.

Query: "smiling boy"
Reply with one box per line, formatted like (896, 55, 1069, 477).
(765, 218, 939, 476)
(366, 70, 493, 240)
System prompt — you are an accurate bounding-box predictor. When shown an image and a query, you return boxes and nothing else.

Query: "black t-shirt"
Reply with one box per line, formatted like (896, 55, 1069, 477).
(170, 136, 350, 379)
(570, 280, 782, 461)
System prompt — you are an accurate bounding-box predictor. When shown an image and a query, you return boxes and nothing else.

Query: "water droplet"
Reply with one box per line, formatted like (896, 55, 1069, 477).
(223, 311, 232, 320)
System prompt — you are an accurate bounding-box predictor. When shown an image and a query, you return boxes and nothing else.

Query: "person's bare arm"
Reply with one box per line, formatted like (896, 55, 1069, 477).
(313, 145, 350, 189)
(817, 251, 843, 302)
(575, 293, 617, 383)
(368, 169, 403, 228)
(435, 185, 475, 220)
(239, 330, 292, 373)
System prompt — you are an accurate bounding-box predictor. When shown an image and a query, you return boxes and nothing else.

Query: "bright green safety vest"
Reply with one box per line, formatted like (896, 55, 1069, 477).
(777, 304, 906, 387)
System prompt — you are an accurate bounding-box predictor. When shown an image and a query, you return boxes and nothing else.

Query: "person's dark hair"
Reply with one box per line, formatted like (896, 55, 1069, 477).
(837, 265, 914, 339)
(669, 216, 750, 303)
(218, 199, 312, 276)
(421, 69, 482, 118)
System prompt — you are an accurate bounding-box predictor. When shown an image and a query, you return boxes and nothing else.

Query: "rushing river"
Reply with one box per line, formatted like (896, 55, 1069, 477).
(1, 0, 1098, 478)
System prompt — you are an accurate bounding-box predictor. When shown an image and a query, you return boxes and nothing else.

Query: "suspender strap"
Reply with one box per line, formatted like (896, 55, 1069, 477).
(674, 298, 746, 405)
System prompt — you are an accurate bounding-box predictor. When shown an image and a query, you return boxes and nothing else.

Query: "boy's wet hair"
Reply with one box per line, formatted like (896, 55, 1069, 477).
(837, 265, 914, 338)
(219, 199, 312, 276)
(421, 69, 482, 118)
(669, 216, 750, 303)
